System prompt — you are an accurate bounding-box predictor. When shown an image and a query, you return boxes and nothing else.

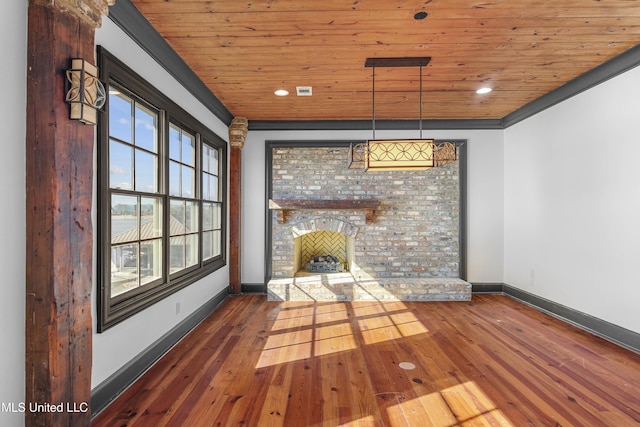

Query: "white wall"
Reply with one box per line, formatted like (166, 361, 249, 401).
(0, 1, 27, 425)
(504, 65, 640, 334)
(92, 19, 230, 388)
(243, 129, 504, 285)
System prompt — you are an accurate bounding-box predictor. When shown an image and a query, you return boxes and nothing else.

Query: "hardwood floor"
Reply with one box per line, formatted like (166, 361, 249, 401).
(92, 294, 640, 426)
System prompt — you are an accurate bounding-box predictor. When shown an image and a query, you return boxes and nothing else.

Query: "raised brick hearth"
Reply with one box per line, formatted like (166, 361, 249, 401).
(268, 274, 471, 301)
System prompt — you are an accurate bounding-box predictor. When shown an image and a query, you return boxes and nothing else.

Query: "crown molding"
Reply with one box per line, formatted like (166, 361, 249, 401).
(106, 1, 640, 132)
(503, 43, 640, 128)
(107, 0, 233, 126)
(248, 119, 504, 131)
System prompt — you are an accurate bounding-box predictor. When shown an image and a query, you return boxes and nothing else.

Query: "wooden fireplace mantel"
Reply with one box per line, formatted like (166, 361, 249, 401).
(269, 199, 380, 225)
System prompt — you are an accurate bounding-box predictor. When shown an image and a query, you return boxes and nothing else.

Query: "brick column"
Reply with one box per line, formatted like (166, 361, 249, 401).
(228, 117, 248, 294)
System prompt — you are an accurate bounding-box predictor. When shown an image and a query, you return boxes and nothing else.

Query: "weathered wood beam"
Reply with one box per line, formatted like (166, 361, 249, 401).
(268, 199, 381, 225)
(26, 0, 112, 424)
(228, 117, 247, 294)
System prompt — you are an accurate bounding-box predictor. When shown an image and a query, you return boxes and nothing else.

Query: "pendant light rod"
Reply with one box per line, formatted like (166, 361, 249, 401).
(419, 64, 423, 139)
(350, 57, 459, 172)
(365, 57, 431, 140)
(372, 64, 376, 140)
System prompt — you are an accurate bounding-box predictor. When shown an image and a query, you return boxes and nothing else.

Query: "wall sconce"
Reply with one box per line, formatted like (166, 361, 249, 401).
(65, 58, 106, 125)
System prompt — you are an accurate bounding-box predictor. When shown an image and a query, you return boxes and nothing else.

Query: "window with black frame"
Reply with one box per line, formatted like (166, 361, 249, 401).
(97, 47, 226, 331)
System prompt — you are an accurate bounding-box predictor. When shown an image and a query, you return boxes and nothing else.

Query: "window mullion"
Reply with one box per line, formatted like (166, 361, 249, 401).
(160, 109, 171, 284)
(130, 99, 136, 192)
(196, 133, 203, 267)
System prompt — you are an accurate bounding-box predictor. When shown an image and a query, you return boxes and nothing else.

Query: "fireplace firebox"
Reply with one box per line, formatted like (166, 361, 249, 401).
(294, 228, 354, 276)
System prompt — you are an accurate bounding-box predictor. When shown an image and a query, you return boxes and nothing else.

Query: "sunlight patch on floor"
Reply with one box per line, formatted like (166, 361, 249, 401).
(256, 341, 312, 368)
(385, 381, 514, 426)
(258, 301, 430, 368)
(271, 314, 314, 331)
(315, 334, 357, 357)
(386, 392, 456, 427)
(339, 415, 378, 426)
(257, 320, 357, 367)
(359, 317, 403, 344)
(358, 311, 429, 345)
(263, 329, 313, 351)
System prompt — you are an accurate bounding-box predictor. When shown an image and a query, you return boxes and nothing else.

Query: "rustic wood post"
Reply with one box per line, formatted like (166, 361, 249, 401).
(228, 117, 248, 294)
(26, 0, 113, 425)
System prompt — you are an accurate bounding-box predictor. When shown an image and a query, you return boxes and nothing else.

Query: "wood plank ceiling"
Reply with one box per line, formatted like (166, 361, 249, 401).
(130, 0, 640, 121)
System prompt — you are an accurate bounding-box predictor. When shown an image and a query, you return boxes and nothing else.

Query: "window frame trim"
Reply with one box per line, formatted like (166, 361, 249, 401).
(97, 47, 227, 332)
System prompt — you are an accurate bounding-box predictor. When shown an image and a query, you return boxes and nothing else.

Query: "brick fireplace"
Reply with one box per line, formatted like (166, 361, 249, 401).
(266, 143, 471, 301)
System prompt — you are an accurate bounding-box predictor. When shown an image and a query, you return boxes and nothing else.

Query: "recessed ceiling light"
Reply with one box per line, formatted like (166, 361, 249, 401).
(274, 89, 289, 97)
(476, 87, 492, 94)
(414, 11, 428, 20)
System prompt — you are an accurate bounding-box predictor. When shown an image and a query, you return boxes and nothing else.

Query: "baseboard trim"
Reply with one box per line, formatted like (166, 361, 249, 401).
(472, 282, 640, 354)
(471, 283, 504, 294)
(241, 283, 267, 293)
(90, 287, 230, 418)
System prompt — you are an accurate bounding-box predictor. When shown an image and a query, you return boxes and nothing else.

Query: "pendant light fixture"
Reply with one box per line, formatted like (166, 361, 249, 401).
(348, 57, 458, 171)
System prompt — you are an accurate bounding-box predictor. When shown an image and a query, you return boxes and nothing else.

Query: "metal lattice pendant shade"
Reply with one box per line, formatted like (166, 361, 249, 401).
(348, 140, 458, 171)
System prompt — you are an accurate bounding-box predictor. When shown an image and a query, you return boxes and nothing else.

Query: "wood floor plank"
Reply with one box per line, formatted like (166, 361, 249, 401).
(255, 363, 293, 426)
(92, 294, 640, 427)
(453, 298, 640, 424)
(445, 304, 592, 425)
(281, 359, 314, 426)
